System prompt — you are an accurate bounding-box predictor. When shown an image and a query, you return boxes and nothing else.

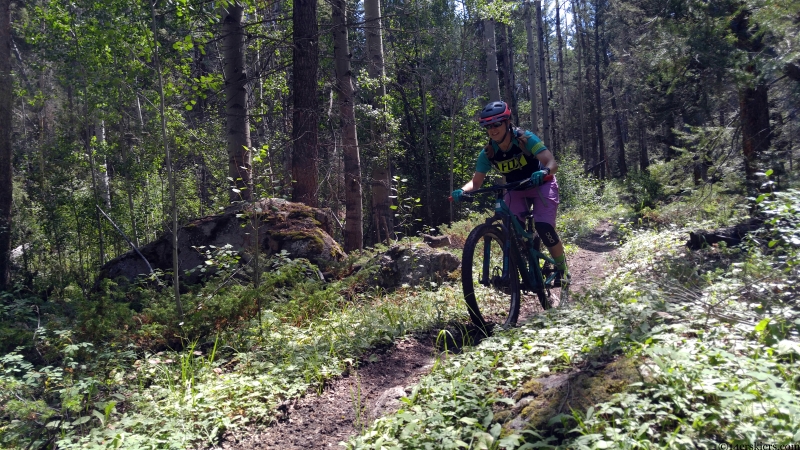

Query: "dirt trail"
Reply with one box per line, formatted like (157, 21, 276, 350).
(215, 223, 617, 450)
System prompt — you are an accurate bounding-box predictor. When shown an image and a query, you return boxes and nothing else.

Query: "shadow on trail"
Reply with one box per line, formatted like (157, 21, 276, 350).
(432, 321, 496, 354)
(575, 233, 617, 253)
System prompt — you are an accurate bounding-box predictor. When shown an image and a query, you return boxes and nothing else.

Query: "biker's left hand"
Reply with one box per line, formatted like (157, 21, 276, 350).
(529, 170, 548, 187)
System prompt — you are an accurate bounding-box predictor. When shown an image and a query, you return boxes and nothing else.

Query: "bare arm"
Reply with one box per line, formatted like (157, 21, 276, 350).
(460, 172, 486, 192)
(536, 149, 558, 175)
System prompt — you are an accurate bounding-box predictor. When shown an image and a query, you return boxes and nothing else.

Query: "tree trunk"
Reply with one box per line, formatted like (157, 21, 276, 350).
(610, 83, 627, 178)
(483, 18, 501, 101)
(332, 0, 363, 252)
(152, 2, 182, 318)
(496, 22, 515, 121)
(0, 0, 11, 289)
(365, 0, 392, 240)
(639, 122, 649, 171)
(572, 0, 587, 160)
(292, 0, 319, 207)
(602, 44, 626, 178)
(222, 3, 252, 203)
(418, 75, 432, 224)
(592, 0, 607, 178)
(94, 118, 112, 209)
(740, 81, 770, 189)
(505, 25, 518, 123)
(555, 0, 567, 153)
(525, 1, 539, 134)
(536, 1, 550, 146)
(371, 166, 391, 243)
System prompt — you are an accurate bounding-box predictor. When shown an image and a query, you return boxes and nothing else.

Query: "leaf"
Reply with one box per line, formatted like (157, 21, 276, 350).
(768, 240, 779, 248)
(765, 169, 774, 176)
(390, 205, 398, 210)
(755, 318, 771, 332)
(72, 416, 92, 426)
(756, 194, 766, 203)
(92, 409, 105, 424)
(459, 417, 478, 425)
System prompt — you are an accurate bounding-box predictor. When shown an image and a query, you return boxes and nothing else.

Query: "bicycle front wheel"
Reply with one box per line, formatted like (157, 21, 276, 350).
(461, 224, 521, 330)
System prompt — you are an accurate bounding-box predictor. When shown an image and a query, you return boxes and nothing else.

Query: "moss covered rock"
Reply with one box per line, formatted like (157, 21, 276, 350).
(99, 198, 344, 285)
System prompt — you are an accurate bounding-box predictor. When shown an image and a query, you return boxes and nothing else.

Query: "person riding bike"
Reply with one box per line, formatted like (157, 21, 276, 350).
(451, 101, 569, 286)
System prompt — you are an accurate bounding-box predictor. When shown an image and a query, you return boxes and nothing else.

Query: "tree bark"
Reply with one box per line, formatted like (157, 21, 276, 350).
(332, 0, 363, 252)
(152, 2, 182, 318)
(483, 18, 501, 101)
(222, 3, 252, 203)
(525, 1, 539, 134)
(95, 118, 112, 209)
(571, 0, 587, 160)
(496, 22, 515, 121)
(740, 82, 770, 186)
(365, 0, 392, 241)
(536, 1, 550, 146)
(555, 0, 566, 153)
(0, 0, 11, 288)
(292, 0, 319, 207)
(592, 0, 607, 178)
(639, 122, 649, 171)
(419, 75, 432, 224)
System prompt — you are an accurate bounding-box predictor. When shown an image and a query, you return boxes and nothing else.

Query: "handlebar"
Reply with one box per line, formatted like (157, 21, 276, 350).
(448, 174, 554, 202)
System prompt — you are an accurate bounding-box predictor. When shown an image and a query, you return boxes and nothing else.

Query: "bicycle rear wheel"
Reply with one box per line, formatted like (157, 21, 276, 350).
(461, 224, 521, 330)
(516, 234, 551, 311)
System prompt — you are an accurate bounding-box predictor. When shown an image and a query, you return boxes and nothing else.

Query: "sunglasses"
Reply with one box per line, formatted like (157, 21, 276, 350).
(484, 122, 505, 130)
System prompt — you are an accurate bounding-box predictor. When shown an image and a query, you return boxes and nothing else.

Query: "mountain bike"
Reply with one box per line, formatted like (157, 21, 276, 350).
(457, 176, 569, 330)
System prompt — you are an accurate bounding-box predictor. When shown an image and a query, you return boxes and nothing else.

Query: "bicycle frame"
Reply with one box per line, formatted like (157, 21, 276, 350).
(481, 187, 556, 294)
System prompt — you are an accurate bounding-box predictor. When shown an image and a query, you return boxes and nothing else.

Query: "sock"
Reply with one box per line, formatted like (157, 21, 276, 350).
(553, 254, 567, 272)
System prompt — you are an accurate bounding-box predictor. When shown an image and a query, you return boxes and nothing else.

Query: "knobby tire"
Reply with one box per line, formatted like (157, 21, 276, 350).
(461, 224, 521, 331)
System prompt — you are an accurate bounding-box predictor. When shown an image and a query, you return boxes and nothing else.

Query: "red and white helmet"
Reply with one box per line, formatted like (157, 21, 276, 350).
(478, 101, 511, 127)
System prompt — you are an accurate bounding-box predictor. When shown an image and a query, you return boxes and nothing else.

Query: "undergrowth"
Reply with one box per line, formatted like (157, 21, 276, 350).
(346, 192, 800, 449)
(0, 250, 467, 449)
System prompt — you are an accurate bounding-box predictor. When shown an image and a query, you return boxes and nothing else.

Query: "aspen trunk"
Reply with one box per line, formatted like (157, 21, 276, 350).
(94, 118, 112, 210)
(332, 0, 363, 252)
(484, 18, 501, 101)
(222, 3, 252, 203)
(525, 1, 539, 133)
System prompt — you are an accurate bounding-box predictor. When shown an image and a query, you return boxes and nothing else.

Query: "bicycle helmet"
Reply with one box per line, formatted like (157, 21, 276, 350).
(478, 101, 511, 127)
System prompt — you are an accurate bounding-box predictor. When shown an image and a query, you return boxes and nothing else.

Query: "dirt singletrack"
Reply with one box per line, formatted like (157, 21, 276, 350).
(213, 223, 618, 449)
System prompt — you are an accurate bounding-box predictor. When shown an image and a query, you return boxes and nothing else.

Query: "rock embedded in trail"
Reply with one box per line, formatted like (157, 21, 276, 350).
(99, 198, 344, 285)
(365, 243, 460, 290)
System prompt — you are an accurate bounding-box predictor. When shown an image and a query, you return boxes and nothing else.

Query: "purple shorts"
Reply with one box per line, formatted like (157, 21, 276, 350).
(503, 177, 560, 227)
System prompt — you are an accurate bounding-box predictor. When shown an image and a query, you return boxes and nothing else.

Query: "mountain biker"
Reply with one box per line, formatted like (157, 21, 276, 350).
(451, 100, 569, 286)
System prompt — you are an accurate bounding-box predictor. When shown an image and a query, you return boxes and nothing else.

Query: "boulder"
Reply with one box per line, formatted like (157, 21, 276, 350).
(99, 198, 344, 285)
(365, 244, 460, 290)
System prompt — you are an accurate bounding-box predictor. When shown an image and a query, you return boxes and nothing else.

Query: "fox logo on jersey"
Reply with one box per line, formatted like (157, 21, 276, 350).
(495, 154, 528, 173)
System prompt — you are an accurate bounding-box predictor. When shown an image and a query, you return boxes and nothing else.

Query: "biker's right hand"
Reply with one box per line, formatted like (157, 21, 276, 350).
(451, 189, 464, 202)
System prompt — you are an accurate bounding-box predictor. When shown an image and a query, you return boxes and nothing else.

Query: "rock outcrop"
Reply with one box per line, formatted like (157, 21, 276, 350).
(99, 198, 344, 285)
(364, 244, 460, 290)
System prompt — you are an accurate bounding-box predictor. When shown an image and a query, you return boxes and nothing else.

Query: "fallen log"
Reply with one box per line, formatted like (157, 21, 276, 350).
(686, 218, 764, 250)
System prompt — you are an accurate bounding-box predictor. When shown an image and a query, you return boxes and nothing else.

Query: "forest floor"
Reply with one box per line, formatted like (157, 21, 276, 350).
(215, 222, 619, 450)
